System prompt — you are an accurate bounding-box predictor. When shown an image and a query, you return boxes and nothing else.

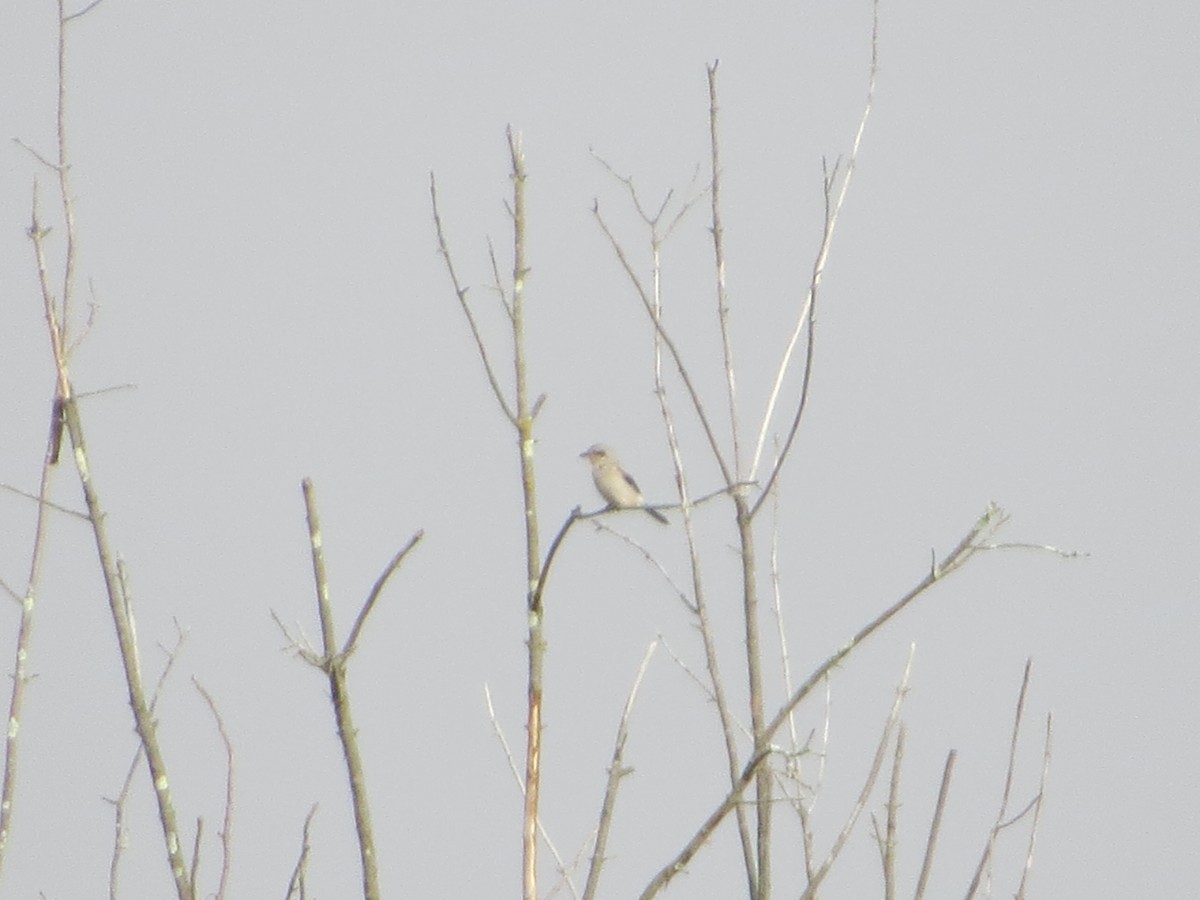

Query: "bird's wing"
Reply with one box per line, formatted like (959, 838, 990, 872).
(621, 469, 642, 494)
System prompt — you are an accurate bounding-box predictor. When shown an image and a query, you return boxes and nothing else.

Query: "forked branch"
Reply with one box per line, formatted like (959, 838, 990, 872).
(748, 0, 880, 515)
(281, 479, 423, 900)
(638, 503, 1005, 899)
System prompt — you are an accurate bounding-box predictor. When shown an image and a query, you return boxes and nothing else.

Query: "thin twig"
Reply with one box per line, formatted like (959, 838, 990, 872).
(531, 510, 582, 613)
(976, 541, 1087, 558)
(589, 149, 706, 243)
(0, 482, 88, 518)
(0, 379, 64, 874)
(107, 626, 188, 900)
(269, 609, 319, 666)
(63, 0, 108, 22)
(343, 530, 425, 656)
(593, 205, 734, 488)
(12, 138, 60, 171)
(798, 646, 915, 900)
(430, 173, 517, 425)
(768, 451, 800, 751)
(189, 817, 203, 896)
(65, 275, 100, 355)
(482, 686, 580, 900)
(964, 659, 1037, 899)
(193, 678, 235, 900)
(583, 640, 658, 900)
(913, 750, 957, 900)
(486, 237, 515, 322)
(283, 805, 319, 900)
(1015, 714, 1053, 899)
(73, 382, 139, 400)
(578, 481, 754, 519)
(588, 521, 695, 613)
(658, 639, 752, 742)
(880, 723, 905, 900)
(748, 0, 880, 508)
(707, 61, 743, 481)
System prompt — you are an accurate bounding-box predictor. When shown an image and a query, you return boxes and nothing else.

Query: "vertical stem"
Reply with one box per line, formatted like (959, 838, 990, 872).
(62, 397, 194, 900)
(650, 227, 758, 892)
(737, 499, 769, 899)
(56, 0, 77, 328)
(508, 128, 543, 900)
(709, 61, 768, 896)
(0, 435, 57, 877)
(707, 62, 741, 476)
(330, 662, 378, 900)
(303, 480, 379, 900)
(30, 165, 193, 898)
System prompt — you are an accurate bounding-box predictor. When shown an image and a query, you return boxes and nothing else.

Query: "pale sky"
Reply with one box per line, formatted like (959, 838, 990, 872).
(1, 1, 1197, 898)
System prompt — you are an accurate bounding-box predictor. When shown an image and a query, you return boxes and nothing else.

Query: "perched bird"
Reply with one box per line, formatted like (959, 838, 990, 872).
(580, 444, 668, 524)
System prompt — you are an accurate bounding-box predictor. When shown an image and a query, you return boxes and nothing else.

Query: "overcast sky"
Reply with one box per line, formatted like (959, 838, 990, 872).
(1, 1, 1197, 898)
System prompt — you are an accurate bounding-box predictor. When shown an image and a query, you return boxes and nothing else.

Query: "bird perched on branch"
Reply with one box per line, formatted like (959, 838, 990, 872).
(580, 444, 668, 524)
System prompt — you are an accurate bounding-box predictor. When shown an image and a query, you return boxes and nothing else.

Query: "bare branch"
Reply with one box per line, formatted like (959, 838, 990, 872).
(659, 639, 752, 742)
(587, 521, 695, 613)
(283, 805, 319, 900)
(34, 271, 195, 898)
(975, 541, 1088, 558)
(639, 504, 1004, 899)
(610, 116, 760, 887)
(798, 646, 915, 899)
(482, 686, 580, 900)
(707, 62, 743, 481)
(63, 0, 108, 22)
(301, 479, 337, 662)
(1015, 714, 1053, 899)
(878, 723, 905, 900)
(964, 659, 1040, 900)
(12, 138, 61, 171)
(498, 126, 547, 900)
(269, 609, 320, 666)
(486, 237, 515, 322)
(430, 173, 517, 425)
(298, 478, 380, 900)
(107, 626, 188, 900)
(0, 366, 70, 871)
(589, 149, 706, 249)
(342, 530, 425, 656)
(193, 679, 235, 900)
(531, 509, 582, 614)
(575, 481, 753, 526)
(72, 382, 138, 401)
(767, 459, 800, 749)
(583, 640, 658, 900)
(913, 750, 957, 900)
(65, 276, 101, 355)
(748, 0, 880, 510)
(591, 148, 674, 224)
(593, 204, 734, 487)
(0, 482, 87, 518)
(189, 817, 203, 896)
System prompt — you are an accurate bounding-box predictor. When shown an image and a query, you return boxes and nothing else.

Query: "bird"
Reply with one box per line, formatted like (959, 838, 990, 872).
(580, 444, 668, 524)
